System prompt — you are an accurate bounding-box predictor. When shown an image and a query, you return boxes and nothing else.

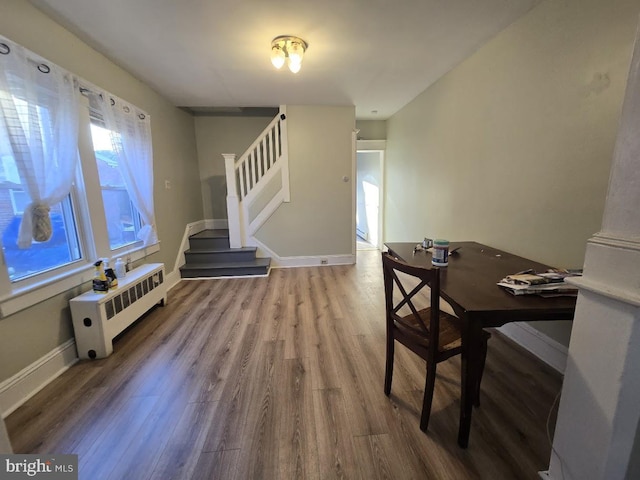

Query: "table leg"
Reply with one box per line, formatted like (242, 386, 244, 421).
(458, 320, 483, 448)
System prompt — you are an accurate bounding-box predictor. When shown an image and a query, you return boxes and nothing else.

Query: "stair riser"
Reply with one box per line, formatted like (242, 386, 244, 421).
(185, 251, 257, 263)
(189, 237, 230, 250)
(182, 230, 271, 279)
(180, 266, 269, 278)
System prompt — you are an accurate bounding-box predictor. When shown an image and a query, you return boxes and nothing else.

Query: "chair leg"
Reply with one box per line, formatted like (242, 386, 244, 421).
(384, 335, 394, 396)
(474, 337, 489, 407)
(420, 361, 437, 432)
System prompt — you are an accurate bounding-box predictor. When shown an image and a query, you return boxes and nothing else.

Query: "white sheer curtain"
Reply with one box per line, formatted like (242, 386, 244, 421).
(91, 90, 157, 245)
(0, 38, 79, 248)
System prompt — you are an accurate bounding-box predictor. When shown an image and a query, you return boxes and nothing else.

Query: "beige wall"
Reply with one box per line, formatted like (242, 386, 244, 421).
(356, 120, 387, 140)
(255, 105, 355, 257)
(385, 0, 640, 346)
(194, 116, 273, 219)
(0, 0, 203, 383)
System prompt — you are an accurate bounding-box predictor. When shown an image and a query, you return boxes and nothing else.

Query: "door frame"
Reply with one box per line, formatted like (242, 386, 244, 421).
(356, 139, 386, 252)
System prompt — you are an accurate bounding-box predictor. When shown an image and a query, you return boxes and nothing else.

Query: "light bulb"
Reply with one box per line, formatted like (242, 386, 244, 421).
(288, 58, 302, 73)
(270, 45, 285, 69)
(288, 41, 304, 65)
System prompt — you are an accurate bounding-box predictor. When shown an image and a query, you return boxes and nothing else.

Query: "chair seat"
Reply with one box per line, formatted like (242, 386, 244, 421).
(395, 308, 463, 354)
(395, 308, 492, 359)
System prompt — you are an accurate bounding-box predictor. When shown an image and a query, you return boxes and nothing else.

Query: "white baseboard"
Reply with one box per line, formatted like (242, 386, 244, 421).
(172, 220, 207, 276)
(165, 269, 183, 292)
(498, 322, 568, 374)
(180, 219, 354, 268)
(272, 254, 356, 268)
(250, 237, 355, 268)
(0, 339, 78, 418)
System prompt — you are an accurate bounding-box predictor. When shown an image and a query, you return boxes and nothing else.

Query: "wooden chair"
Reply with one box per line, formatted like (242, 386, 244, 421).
(381, 251, 490, 432)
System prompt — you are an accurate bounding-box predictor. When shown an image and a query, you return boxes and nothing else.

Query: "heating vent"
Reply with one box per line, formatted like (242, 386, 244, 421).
(104, 269, 163, 319)
(70, 263, 167, 359)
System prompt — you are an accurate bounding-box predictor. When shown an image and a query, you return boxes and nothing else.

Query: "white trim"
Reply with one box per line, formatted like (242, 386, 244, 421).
(0, 242, 160, 318)
(589, 231, 640, 250)
(272, 254, 356, 268)
(567, 276, 640, 307)
(498, 322, 568, 374)
(564, 232, 640, 307)
(247, 190, 285, 236)
(171, 219, 229, 280)
(0, 417, 11, 453)
(251, 237, 355, 268)
(172, 220, 207, 275)
(356, 139, 387, 150)
(0, 339, 78, 418)
(351, 130, 358, 256)
(164, 269, 182, 292)
(355, 146, 385, 251)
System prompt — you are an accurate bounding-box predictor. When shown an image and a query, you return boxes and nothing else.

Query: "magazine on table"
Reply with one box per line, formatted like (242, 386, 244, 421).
(497, 268, 582, 296)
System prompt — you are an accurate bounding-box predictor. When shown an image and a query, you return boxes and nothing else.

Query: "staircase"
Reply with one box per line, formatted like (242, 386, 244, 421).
(179, 107, 288, 279)
(179, 229, 271, 278)
(224, 107, 290, 249)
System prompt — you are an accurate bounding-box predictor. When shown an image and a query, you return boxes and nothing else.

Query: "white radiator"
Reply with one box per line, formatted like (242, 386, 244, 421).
(70, 263, 167, 359)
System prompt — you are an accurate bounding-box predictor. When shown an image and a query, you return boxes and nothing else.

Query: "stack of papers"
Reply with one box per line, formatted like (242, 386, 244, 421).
(497, 269, 582, 297)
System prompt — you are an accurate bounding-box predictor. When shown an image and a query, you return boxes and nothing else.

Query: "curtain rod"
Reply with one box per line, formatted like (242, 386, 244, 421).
(0, 34, 150, 120)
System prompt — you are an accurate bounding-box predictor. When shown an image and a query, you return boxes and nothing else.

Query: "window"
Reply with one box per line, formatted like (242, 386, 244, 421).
(0, 36, 158, 317)
(89, 121, 142, 250)
(9, 190, 29, 214)
(1, 128, 83, 282)
(1, 195, 81, 281)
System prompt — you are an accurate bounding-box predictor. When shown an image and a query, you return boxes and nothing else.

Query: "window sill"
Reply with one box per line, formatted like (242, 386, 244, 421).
(0, 242, 160, 318)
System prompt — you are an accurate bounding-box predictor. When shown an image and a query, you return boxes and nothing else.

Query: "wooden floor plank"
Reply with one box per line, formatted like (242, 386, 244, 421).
(312, 388, 360, 479)
(191, 449, 240, 480)
(352, 433, 411, 480)
(148, 400, 219, 480)
(6, 249, 564, 480)
(277, 357, 320, 480)
(234, 340, 285, 480)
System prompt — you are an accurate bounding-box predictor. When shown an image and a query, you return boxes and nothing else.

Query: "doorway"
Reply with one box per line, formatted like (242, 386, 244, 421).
(356, 147, 384, 251)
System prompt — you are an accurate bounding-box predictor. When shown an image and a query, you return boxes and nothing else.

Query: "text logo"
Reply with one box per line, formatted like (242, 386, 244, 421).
(0, 455, 77, 480)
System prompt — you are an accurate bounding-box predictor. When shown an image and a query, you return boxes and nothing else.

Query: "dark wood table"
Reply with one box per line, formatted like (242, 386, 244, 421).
(384, 242, 576, 448)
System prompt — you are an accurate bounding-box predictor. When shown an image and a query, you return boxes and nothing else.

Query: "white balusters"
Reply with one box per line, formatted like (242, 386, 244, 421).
(223, 109, 289, 248)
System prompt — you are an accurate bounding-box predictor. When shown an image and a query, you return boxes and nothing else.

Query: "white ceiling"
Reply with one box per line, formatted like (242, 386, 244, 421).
(31, 0, 540, 119)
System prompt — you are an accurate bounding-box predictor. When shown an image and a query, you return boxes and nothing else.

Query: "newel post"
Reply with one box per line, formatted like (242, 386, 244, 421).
(223, 153, 242, 248)
(546, 19, 640, 480)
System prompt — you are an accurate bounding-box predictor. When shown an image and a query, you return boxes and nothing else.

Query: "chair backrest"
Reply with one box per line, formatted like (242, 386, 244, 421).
(381, 252, 441, 356)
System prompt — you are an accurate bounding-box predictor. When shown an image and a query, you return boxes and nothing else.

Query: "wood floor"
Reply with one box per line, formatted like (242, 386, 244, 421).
(6, 250, 563, 479)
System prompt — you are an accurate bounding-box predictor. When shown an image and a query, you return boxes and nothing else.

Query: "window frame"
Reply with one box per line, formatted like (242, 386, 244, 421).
(0, 72, 159, 318)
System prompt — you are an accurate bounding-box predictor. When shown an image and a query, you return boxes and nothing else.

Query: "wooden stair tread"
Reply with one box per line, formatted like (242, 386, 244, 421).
(182, 230, 271, 278)
(189, 229, 229, 239)
(185, 247, 257, 254)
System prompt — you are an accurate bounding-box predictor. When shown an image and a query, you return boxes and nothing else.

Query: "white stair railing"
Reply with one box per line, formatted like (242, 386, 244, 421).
(223, 108, 290, 248)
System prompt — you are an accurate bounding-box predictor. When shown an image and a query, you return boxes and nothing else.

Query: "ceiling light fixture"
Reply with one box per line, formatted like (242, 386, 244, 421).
(270, 35, 308, 74)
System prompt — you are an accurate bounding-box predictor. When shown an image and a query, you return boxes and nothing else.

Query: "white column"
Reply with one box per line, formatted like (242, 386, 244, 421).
(279, 106, 291, 203)
(222, 154, 242, 248)
(546, 21, 640, 480)
(0, 417, 12, 453)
